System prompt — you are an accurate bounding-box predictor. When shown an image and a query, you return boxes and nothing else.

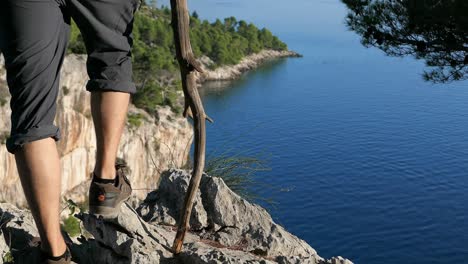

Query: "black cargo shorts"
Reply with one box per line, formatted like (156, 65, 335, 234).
(0, 0, 140, 154)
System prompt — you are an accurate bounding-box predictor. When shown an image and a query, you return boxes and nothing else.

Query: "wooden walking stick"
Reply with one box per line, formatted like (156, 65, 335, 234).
(170, 0, 213, 254)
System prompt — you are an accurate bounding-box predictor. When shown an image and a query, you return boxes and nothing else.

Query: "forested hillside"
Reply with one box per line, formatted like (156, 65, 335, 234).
(67, 3, 288, 114)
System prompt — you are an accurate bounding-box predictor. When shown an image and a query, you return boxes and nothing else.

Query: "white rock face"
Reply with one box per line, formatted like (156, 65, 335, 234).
(0, 54, 193, 206)
(0, 203, 41, 263)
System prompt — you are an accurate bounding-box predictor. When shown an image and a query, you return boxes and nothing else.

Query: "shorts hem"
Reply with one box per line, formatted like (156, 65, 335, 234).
(86, 79, 137, 94)
(6, 125, 61, 154)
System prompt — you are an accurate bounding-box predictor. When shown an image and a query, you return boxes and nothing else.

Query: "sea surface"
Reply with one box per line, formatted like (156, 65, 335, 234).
(160, 1, 468, 263)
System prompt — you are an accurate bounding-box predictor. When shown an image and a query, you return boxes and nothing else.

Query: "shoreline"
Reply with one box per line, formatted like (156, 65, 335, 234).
(196, 49, 302, 83)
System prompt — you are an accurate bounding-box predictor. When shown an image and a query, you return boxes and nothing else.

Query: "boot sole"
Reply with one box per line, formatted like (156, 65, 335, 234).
(89, 195, 131, 220)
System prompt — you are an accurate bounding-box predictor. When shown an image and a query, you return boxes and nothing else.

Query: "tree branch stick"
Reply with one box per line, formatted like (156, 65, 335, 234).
(170, 0, 211, 254)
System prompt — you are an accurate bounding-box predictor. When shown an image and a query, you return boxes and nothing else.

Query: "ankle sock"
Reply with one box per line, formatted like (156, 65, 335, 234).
(92, 172, 116, 184)
(48, 248, 69, 261)
(40, 246, 69, 261)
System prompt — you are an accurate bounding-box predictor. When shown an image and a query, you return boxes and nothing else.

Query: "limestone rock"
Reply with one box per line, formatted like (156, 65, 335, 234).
(323, 256, 354, 264)
(137, 169, 208, 230)
(0, 236, 6, 263)
(0, 203, 61, 263)
(276, 256, 321, 264)
(137, 169, 327, 263)
(178, 242, 276, 264)
(0, 180, 352, 264)
(200, 175, 317, 258)
(0, 203, 40, 244)
(77, 203, 172, 264)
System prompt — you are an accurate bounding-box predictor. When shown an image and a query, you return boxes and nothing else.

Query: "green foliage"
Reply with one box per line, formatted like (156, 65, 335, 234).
(67, 5, 288, 113)
(67, 19, 86, 54)
(62, 86, 70, 96)
(189, 16, 287, 66)
(131, 80, 164, 115)
(199, 151, 283, 212)
(0, 86, 8, 107)
(131, 78, 182, 115)
(342, 0, 467, 83)
(62, 215, 81, 238)
(205, 155, 270, 201)
(2, 251, 14, 263)
(61, 199, 82, 238)
(127, 113, 146, 128)
(0, 132, 9, 145)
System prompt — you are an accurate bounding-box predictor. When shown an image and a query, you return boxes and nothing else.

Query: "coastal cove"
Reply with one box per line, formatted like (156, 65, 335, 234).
(0, 0, 465, 263)
(191, 1, 468, 264)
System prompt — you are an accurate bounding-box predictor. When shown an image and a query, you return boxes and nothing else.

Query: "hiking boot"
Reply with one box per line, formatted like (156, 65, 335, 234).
(39, 245, 72, 264)
(88, 161, 132, 219)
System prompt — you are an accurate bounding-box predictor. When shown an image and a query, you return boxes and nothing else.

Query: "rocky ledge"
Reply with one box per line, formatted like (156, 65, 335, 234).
(197, 49, 302, 82)
(0, 169, 351, 264)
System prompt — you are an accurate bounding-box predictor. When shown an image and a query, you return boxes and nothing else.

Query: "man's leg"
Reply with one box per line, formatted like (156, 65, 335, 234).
(14, 139, 67, 256)
(91, 91, 130, 180)
(0, 0, 71, 258)
(68, 0, 138, 218)
(68, 0, 139, 179)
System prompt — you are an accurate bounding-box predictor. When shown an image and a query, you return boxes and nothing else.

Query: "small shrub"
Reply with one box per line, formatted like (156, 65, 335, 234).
(61, 215, 81, 238)
(0, 132, 9, 145)
(62, 86, 70, 96)
(60, 199, 82, 238)
(205, 155, 271, 202)
(84, 111, 92, 119)
(132, 81, 164, 115)
(2, 251, 14, 263)
(0, 86, 9, 107)
(127, 113, 146, 128)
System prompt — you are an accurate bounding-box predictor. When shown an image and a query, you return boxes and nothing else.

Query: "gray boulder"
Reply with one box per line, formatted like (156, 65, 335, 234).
(76, 203, 174, 263)
(178, 242, 276, 264)
(0, 203, 50, 263)
(137, 169, 347, 263)
(137, 170, 208, 230)
(199, 174, 318, 259)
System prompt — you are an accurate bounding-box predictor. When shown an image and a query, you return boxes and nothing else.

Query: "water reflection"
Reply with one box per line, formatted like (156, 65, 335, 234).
(342, 0, 467, 83)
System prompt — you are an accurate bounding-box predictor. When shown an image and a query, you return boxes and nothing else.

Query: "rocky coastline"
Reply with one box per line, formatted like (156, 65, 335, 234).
(0, 169, 352, 264)
(196, 49, 302, 82)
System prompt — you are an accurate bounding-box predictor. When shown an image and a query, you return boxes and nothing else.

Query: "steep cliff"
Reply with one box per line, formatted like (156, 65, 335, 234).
(0, 54, 193, 206)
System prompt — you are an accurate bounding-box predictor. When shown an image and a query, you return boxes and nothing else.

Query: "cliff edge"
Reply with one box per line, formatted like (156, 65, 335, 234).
(0, 169, 352, 264)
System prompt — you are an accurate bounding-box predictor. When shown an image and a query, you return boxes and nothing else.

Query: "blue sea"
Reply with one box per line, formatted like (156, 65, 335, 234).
(160, 0, 468, 263)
